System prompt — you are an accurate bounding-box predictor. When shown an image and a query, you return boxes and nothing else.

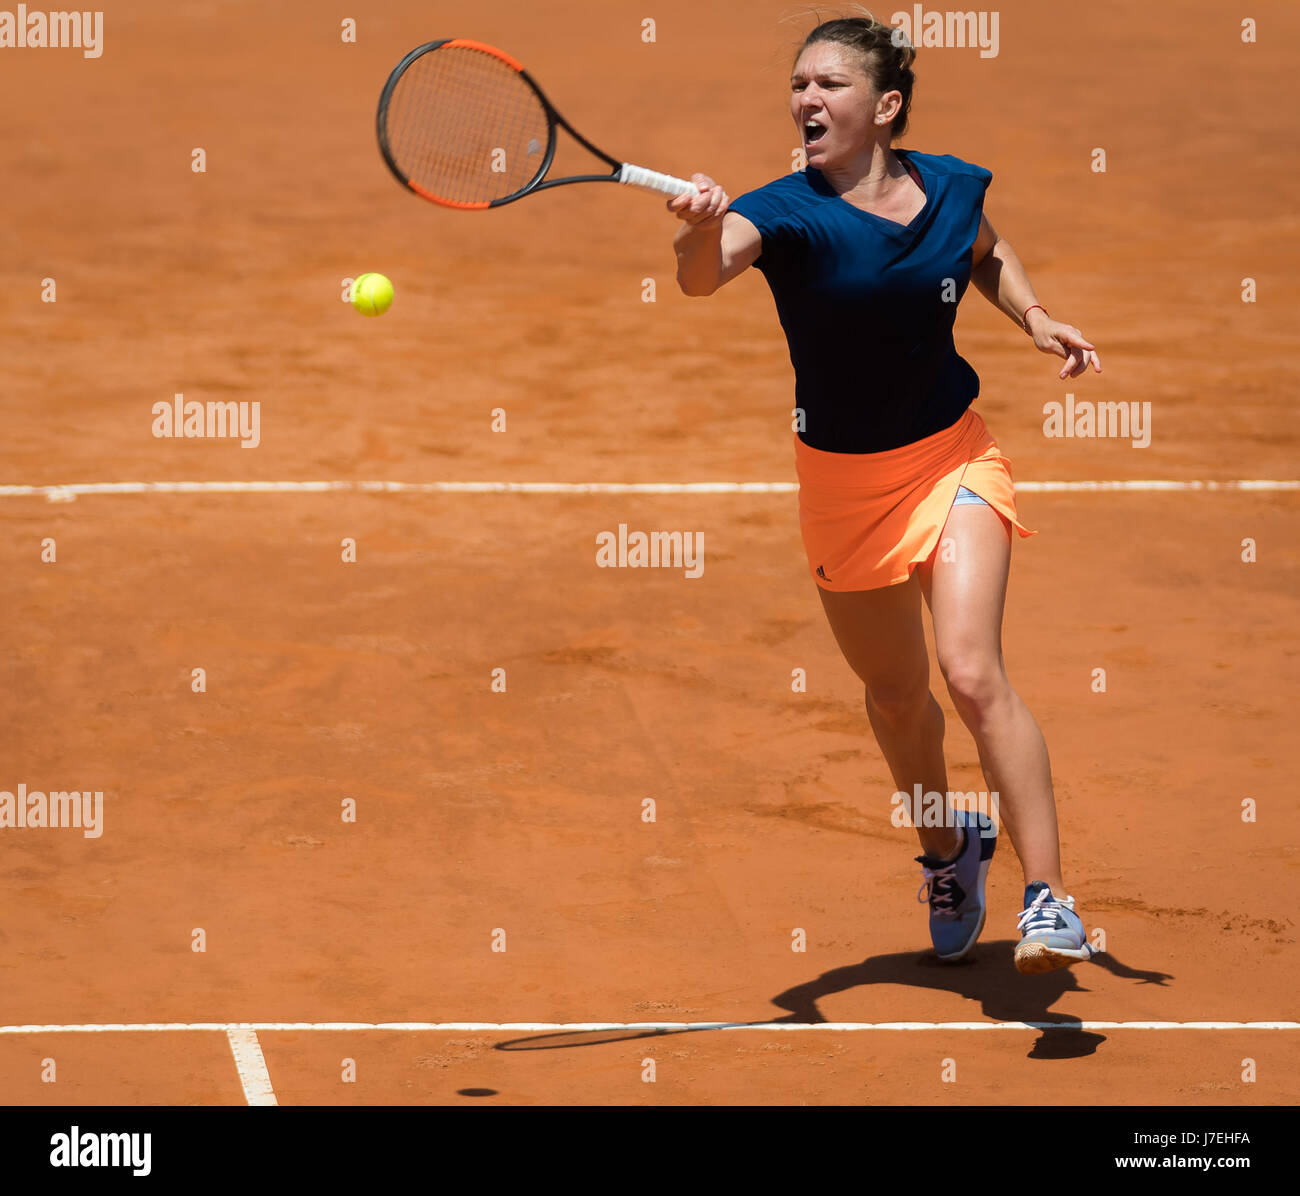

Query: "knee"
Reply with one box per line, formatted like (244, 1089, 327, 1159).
(940, 653, 1008, 720)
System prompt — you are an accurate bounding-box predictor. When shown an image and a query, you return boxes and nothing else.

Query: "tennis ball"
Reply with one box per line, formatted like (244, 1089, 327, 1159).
(352, 272, 394, 317)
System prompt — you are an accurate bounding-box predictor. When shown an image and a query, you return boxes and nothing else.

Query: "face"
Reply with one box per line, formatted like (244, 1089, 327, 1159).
(790, 42, 882, 169)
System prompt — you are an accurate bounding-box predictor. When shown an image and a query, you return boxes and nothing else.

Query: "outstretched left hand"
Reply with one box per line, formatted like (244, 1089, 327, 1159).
(1029, 314, 1103, 379)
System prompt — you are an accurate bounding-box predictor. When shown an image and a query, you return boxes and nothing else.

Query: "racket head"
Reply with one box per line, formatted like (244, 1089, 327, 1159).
(377, 39, 557, 209)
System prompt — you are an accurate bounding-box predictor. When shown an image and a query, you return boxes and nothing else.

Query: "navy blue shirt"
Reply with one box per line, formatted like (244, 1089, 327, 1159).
(729, 150, 992, 453)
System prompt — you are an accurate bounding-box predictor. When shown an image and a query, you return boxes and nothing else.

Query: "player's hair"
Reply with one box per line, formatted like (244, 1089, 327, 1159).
(794, 9, 917, 138)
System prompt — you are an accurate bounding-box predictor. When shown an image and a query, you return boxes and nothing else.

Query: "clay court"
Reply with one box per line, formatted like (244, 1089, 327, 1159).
(2, 0, 1297, 1106)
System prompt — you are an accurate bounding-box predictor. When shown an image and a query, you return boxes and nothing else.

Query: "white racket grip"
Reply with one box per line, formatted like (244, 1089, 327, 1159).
(618, 163, 699, 197)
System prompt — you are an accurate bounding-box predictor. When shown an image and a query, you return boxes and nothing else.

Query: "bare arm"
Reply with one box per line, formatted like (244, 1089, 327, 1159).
(668, 173, 761, 296)
(970, 213, 1101, 379)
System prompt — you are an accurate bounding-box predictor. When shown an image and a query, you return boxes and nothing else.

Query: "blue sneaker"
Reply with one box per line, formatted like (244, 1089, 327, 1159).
(1014, 881, 1093, 974)
(914, 809, 997, 961)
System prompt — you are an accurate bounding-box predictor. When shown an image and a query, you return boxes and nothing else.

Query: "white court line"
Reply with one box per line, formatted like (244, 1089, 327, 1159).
(1, 1021, 1296, 1033)
(0, 479, 1297, 501)
(225, 1027, 278, 1106)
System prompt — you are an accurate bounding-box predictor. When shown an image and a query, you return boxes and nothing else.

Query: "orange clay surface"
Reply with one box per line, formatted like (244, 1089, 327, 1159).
(1, 0, 1297, 1105)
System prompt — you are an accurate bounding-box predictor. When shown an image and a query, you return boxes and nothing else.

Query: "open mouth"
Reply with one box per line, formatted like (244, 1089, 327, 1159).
(804, 121, 827, 145)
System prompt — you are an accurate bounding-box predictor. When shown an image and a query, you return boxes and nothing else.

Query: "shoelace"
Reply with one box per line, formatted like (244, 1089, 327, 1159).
(1017, 888, 1076, 934)
(916, 861, 959, 917)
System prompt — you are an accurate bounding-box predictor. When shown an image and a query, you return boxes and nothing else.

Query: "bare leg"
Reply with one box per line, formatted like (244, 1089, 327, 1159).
(917, 504, 1066, 894)
(817, 576, 962, 860)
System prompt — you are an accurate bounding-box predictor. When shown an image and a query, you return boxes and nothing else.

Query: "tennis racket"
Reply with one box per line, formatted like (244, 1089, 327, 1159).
(376, 38, 699, 210)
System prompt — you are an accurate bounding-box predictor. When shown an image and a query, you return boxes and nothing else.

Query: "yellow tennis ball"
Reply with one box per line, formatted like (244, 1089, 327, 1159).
(352, 272, 394, 317)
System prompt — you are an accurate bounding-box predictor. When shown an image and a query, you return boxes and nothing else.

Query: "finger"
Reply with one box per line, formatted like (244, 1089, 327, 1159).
(1062, 329, 1096, 351)
(1058, 349, 1081, 379)
(689, 186, 718, 214)
(1091, 351, 1103, 374)
(691, 172, 716, 192)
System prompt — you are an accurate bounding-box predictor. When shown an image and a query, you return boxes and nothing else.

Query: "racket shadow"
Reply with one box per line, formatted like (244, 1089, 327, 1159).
(493, 941, 1172, 1059)
(494, 1025, 714, 1051)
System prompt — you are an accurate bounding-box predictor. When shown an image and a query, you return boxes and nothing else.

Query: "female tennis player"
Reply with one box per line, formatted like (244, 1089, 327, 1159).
(669, 14, 1101, 974)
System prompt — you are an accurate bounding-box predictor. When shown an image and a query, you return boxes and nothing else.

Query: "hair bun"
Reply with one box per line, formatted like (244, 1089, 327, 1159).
(888, 24, 916, 64)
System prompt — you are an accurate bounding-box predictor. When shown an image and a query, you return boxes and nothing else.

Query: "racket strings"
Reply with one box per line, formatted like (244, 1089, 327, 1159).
(383, 46, 551, 206)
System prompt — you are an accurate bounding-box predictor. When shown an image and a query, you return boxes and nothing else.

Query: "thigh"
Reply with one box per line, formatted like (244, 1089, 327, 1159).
(918, 502, 1012, 668)
(816, 573, 929, 697)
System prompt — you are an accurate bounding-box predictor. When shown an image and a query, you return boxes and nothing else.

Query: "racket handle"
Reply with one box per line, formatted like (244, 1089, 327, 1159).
(617, 163, 699, 197)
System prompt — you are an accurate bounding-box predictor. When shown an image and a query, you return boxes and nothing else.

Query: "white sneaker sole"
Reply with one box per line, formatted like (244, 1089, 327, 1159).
(1014, 940, 1093, 975)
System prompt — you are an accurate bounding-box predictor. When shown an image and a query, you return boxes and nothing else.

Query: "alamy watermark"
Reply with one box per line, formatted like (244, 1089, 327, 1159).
(152, 393, 261, 448)
(50, 1126, 150, 1176)
(595, 524, 704, 578)
(0, 783, 103, 837)
(890, 6, 999, 58)
(0, 7, 103, 57)
(891, 785, 998, 834)
(1043, 394, 1152, 447)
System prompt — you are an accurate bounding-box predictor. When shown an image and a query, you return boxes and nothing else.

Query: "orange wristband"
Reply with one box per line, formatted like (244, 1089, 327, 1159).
(1022, 304, 1048, 332)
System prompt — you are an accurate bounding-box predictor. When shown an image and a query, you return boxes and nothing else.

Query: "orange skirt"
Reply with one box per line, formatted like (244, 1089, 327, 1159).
(794, 407, 1035, 592)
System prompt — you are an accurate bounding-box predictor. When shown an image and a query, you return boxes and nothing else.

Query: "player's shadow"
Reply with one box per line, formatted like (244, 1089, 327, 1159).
(494, 942, 1172, 1059)
(771, 940, 1172, 1059)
